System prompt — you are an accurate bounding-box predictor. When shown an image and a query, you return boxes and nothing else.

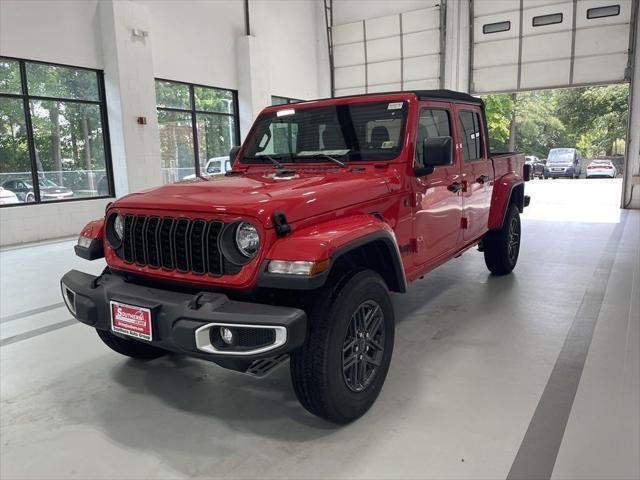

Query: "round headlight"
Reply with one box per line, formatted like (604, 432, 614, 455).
(114, 214, 124, 240)
(105, 212, 124, 249)
(235, 222, 259, 258)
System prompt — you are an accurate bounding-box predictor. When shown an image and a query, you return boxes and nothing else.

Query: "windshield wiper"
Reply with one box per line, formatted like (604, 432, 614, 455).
(242, 155, 298, 175)
(294, 153, 346, 167)
(243, 154, 292, 168)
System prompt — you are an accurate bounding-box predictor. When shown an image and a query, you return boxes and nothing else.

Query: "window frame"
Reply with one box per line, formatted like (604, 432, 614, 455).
(532, 13, 563, 27)
(155, 78, 240, 180)
(483, 21, 511, 34)
(0, 56, 114, 208)
(457, 109, 484, 162)
(415, 107, 452, 166)
(586, 5, 620, 19)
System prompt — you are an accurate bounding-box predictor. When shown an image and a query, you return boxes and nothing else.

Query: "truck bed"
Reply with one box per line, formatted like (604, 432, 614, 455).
(491, 152, 525, 179)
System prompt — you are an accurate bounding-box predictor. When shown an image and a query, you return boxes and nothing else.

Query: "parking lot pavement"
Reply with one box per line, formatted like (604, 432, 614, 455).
(523, 178, 623, 223)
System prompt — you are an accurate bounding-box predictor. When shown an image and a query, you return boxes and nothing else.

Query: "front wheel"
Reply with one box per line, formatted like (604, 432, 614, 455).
(290, 270, 395, 423)
(483, 203, 521, 275)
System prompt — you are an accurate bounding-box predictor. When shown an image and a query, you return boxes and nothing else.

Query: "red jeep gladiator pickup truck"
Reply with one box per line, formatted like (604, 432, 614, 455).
(61, 90, 529, 423)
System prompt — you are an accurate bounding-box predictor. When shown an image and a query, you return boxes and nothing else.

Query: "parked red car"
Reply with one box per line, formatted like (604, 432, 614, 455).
(62, 90, 528, 423)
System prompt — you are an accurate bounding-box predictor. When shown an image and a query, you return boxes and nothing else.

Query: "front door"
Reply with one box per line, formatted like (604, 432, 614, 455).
(411, 102, 463, 268)
(456, 107, 493, 241)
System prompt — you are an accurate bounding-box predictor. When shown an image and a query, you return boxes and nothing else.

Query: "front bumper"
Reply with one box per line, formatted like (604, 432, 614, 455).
(545, 169, 574, 178)
(60, 270, 307, 371)
(586, 169, 615, 177)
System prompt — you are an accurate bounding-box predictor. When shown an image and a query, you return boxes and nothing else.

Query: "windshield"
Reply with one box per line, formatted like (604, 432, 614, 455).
(548, 148, 575, 163)
(241, 101, 408, 164)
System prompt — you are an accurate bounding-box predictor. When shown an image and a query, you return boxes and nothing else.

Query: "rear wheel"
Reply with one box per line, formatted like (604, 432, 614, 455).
(290, 270, 395, 423)
(96, 329, 168, 359)
(483, 203, 521, 275)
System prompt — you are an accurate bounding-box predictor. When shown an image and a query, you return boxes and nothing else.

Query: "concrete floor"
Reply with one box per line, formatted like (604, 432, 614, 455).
(1, 178, 638, 479)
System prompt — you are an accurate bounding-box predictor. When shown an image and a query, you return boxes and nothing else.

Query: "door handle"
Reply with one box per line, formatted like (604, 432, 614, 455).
(447, 182, 463, 193)
(476, 175, 490, 184)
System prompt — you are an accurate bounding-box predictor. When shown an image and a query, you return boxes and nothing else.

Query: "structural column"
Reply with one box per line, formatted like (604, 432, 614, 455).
(622, 12, 640, 209)
(236, 35, 271, 141)
(443, 0, 471, 93)
(99, 0, 162, 196)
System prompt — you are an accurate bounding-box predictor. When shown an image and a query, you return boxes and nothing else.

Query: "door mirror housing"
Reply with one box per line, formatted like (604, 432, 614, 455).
(229, 146, 241, 163)
(415, 136, 453, 177)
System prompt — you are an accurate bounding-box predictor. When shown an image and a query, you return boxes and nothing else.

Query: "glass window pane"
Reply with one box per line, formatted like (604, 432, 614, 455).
(458, 111, 481, 161)
(26, 63, 98, 101)
(416, 109, 450, 165)
(158, 110, 195, 183)
(194, 86, 234, 114)
(155, 80, 191, 110)
(0, 98, 33, 204)
(29, 100, 107, 201)
(0, 58, 22, 95)
(272, 96, 289, 106)
(196, 113, 235, 175)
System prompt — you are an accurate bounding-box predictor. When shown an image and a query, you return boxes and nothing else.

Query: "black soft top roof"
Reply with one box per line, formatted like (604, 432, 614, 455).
(328, 89, 483, 106)
(412, 89, 483, 105)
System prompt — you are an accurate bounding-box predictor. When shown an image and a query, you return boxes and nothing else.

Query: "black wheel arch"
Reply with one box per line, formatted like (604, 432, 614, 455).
(495, 182, 525, 230)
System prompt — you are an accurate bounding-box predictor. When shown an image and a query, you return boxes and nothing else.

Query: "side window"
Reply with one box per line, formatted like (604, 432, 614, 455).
(458, 111, 483, 161)
(416, 109, 450, 166)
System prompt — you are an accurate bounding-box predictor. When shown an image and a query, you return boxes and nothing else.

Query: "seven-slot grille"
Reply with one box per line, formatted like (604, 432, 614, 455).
(120, 215, 225, 276)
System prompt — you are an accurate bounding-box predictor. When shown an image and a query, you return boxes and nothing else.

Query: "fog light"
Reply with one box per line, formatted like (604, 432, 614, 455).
(220, 327, 234, 345)
(77, 235, 93, 248)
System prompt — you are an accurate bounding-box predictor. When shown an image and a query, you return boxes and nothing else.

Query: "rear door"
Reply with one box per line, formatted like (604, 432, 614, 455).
(411, 102, 462, 268)
(456, 107, 493, 241)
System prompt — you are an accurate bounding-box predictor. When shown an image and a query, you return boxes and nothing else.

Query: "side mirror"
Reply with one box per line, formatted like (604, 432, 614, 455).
(415, 136, 452, 177)
(229, 146, 240, 162)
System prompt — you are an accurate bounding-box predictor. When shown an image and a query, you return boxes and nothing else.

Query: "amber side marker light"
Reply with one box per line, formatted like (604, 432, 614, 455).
(267, 259, 330, 276)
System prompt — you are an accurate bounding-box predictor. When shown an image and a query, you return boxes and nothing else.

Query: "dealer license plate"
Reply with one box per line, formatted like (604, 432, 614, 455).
(110, 301, 153, 341)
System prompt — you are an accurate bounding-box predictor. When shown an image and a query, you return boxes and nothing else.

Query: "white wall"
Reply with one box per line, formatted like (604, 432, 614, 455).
(142, 0, 244, 90)
(622, 13, 640, 209)
(0, 0, 102, 69)
(0, 0, 330, 246)
(252, 0, 325, 101)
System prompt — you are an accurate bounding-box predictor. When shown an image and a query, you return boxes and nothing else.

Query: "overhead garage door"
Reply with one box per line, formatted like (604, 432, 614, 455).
(471, 0, 636, 94)
(331, 6, 444, 97)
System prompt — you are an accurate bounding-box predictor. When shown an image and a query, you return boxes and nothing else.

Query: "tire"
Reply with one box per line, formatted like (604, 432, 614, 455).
(25, 193, 35, 203)
(96, 329, 168, 359)
(483, 203, 521, 276)
(290, 270, 395, 424)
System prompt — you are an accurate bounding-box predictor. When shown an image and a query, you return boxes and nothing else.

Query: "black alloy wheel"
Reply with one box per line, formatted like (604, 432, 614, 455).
(342, 300, 386, 392)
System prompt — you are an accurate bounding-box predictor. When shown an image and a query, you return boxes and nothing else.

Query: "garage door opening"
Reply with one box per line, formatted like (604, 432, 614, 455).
(482, 84, 629, 223)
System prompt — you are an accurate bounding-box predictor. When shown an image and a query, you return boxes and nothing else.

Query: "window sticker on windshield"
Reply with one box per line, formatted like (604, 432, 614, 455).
(387, 102, 403, 110)
(381, 141, 395, 149)
(298, 149, 350, 156)
(277, 109, 295, 117)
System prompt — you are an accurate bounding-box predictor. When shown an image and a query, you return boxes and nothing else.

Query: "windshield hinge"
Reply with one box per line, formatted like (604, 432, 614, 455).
(273, 211, 291, 236)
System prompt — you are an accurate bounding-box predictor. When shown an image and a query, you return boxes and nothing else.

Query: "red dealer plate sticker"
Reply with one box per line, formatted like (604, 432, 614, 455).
(110, 301, 152, 341)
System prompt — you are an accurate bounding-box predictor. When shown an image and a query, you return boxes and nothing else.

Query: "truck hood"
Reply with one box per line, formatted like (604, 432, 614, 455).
(112, 167, 395, 227)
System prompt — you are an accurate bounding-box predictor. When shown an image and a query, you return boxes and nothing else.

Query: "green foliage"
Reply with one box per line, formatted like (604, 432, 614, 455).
(483, 94, 512, 152)
(483, 84, 629, 158)
(0, 59, 107, 195)
(155, 79, 236, 182)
